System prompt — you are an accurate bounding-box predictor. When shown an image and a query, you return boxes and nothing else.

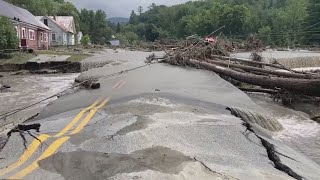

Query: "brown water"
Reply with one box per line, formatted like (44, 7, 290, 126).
(250, 94, 320, 165)
(0, 73, 78, 127)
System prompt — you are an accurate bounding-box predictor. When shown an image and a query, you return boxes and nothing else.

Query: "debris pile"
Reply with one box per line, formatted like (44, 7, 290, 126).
(244, 35, 264, 51)
(154, 35, 320, 106)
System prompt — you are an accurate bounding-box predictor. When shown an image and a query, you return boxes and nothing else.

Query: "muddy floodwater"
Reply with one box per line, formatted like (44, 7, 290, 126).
(0, 73, 78, 127)
(249, 94, 320, 164)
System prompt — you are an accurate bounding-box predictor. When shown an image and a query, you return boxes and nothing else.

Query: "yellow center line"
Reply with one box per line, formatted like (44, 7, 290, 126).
(70, 97, 110, 135)
(0, 134, 49, 176)
(8, 97, 110, 179)
(0, 99, 100, 177)
(54, 100, 100, 137)
(9, 137, 70, 180)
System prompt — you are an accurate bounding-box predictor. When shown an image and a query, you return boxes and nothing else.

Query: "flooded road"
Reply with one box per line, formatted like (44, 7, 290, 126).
(0, 73, 78, 128)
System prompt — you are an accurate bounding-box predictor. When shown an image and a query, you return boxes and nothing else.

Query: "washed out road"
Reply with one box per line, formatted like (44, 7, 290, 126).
(0, 49, 320, 180)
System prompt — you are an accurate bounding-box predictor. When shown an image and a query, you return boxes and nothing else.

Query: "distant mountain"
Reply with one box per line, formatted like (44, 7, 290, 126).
(108, 17, 129, 24)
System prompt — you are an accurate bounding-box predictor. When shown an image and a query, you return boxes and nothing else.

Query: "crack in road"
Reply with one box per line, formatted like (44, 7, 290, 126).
(193, 157, 239, 180)
(227, 107, 304, 180)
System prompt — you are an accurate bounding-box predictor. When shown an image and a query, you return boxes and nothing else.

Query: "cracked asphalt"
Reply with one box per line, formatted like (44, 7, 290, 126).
(0, 49, 320, 180)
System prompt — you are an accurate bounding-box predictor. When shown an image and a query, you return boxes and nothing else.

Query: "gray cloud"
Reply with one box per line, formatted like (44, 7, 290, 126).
(67, 0, 191, 17)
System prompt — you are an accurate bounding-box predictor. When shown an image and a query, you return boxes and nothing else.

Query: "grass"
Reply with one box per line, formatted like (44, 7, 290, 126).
(37, 50, 92, 62)
(37, 50, 77, 56)
(0, 52, 35, 65)
(66, 54, 92, 62)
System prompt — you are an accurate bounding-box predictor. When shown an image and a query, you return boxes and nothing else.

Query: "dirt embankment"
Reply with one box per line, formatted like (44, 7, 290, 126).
(0, 61, 81, 73)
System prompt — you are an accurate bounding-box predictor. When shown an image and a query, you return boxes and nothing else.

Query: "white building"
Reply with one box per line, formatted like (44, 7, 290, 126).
(36, 16, 77, 46)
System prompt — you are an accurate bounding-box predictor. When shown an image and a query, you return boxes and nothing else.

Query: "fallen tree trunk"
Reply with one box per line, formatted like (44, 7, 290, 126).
(239, 87, 278, 94)
(206, 58, 313, 79)
(211, 55, 320, 78)
(211, 55, 283, 69)
(167, 58, 320, 96)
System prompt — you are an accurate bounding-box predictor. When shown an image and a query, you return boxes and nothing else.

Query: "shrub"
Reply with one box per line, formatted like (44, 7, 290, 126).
(0, 16, 19, 49)
(81, 34, 90, 46)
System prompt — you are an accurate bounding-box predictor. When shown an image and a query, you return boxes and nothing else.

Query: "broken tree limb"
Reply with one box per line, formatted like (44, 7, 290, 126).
(206, 58, 313, 79)
(211, 55, 319, 76)
(211, 55, 320, 77)
(7, 123, 41, 137)
(211, 55, 284, 68)
(0, 123, 42, 152)
(239, 87, 278, 94)
(166, 58, 320, 96)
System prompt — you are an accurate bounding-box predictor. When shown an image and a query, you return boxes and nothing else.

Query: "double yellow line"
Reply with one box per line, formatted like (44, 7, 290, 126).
(0, 97, 110, 179)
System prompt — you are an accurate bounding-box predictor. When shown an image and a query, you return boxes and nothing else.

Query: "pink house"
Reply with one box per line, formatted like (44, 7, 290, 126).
(0, 0, 51, 50)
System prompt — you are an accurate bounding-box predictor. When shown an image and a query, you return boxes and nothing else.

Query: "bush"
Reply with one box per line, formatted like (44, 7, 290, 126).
(116, 32, 139, 46)
(0, 16, 19, 50)
(81, 34, 90, 46)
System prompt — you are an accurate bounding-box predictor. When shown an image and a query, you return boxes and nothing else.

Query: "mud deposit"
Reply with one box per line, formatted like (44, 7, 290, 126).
(0, 73, 78, 127)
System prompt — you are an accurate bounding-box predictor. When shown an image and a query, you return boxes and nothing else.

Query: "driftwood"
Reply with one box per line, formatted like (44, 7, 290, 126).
(166, 58, 320, 96)
(211, 55, 320, 77)
(211, 55, 283, 68)
(239, 87, 278, 94)
(206, 59, 312, 79)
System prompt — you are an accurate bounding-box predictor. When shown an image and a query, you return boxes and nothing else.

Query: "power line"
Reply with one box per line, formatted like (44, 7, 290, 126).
(0, 63, 152, 120)
(301, 21, 320, 31)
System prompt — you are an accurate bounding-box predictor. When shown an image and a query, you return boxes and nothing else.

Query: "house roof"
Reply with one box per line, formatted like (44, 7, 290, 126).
(0, 0, 50, 30)
(36, 16, 75, 34)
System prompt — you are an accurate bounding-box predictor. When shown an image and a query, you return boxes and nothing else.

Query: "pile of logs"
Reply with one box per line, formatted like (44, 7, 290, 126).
(156, 40, 320, 101)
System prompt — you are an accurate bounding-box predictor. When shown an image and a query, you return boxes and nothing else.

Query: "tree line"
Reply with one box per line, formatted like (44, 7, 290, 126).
(121, 0, 320, 47)
(2, 0, 320, 49)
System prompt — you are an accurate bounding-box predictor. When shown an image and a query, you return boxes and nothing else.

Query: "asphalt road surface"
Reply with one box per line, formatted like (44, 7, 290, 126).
(0, 49, 320, 180)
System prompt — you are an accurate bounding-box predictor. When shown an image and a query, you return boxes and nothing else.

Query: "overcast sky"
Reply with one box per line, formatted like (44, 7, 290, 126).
(67, 0, 192, 18)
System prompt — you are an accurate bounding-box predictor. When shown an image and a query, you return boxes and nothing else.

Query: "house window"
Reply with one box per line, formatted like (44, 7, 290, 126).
(16, 27, 20, 38)
(40, 32, 43, 42)
(22, 28, 26, 39)
(29, 30, 35, 40)
(52, 34, 56, 41)
(44, 19, 48, 26)
(14, 26, 17, 35)
(44, 33, 47, 42)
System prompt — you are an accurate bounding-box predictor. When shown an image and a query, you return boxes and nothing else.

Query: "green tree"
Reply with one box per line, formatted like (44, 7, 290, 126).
(305, 0, 320, 44)
(129, 10, 138, 24)
(116, 31, 139, 46)
(81, 34, 90, 46)
(80, 9, 90, 35)
(145, 23, 159, 41)
(116, 23, 121, 33)
(0, 16, 19, 49)
(258, 26, 272, 45)
(91, 10, 111, 44)
(91, 0, 312, 45)
(137, 6, 143, 15)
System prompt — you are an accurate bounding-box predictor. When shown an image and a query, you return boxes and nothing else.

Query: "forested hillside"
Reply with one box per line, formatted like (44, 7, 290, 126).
(122, 0, 320, 46)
